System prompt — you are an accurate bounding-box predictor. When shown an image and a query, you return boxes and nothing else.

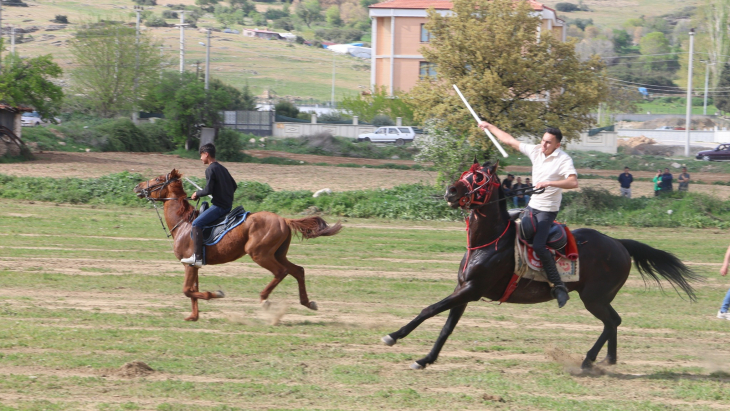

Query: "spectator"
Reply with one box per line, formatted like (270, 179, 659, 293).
(652, 169, 662, 197)
(501, 174, 515, 196)
(678, 166, 690, 192)
(512, 176, 530, 207)
(717, 243, 730, 321)
(660, 168, 673, 194)
(618, 167, 633, 199)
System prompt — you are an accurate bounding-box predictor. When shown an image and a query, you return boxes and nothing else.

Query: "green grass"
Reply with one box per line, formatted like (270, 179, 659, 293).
(637, 101, 720, 116)
(1, 199, 730, 409)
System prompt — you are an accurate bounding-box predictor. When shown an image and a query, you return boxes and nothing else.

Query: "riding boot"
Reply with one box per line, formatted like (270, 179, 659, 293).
(180, 227, 204, 268)
(542, 256, 569, 308)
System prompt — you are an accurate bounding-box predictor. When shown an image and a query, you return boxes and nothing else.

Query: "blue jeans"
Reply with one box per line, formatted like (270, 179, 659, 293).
(192, 204, 230, 228)
(513, 195, 530, 208)
(721, 287, 730, 313)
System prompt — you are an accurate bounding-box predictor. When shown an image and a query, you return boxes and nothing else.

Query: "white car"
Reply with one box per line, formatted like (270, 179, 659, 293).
(357, 126, 419, 145)
(21, 111, 61, 127)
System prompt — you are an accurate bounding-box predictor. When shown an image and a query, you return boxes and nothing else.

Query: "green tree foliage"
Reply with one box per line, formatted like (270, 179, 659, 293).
(410, 0, 608, 174)
(209, 78, 257, 110)
(326, 6, 343, 27)
(639, 32, 674, 70)
(142, 72, 233, 148)
(69, 21, 163, 118)
(0, 54, 64, 119)
(214, 128, 246, 161)
(229, 0, 255, 14)
(295, 0, 322, 28)
(274, 101, 299, 118)
(713, 63, 730, 113)
(214, 5, 246, 27)
(340, 87, 414, 124)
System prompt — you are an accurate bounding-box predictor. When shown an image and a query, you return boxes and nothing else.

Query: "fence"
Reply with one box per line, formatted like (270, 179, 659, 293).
(221, 111, 274, 137)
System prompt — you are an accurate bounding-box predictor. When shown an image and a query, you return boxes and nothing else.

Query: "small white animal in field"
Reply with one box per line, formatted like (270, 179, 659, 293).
(313, 188, 332, 198)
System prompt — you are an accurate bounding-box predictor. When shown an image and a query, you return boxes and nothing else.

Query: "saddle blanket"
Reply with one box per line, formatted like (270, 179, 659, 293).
(513, 226, 580, 284)
(199, 207, 250, 246)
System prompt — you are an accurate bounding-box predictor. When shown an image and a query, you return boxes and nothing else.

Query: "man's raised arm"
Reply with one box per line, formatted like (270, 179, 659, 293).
(478, 121, 521, 151)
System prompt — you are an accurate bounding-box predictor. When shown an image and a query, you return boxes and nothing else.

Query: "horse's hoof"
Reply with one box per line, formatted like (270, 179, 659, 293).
(184, 316, 199, 322)
(581, 359, 594, 370)
(308, 301, 318, 310)
(261, 300, 270, 310)
(214, 290, 225, 298)
(381, 335, 396, 346)
(410, 362, 424, 370)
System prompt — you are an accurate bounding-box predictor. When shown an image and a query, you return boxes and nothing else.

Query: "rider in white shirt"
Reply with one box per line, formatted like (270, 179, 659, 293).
(479, 122, 578, 308)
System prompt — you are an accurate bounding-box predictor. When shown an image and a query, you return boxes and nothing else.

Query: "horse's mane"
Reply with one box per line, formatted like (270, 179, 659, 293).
(481, 161, 510, 224)
(168, 179, 197, 220)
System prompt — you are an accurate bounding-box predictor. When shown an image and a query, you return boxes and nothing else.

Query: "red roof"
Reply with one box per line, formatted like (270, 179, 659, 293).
(369, 0, 546, 11)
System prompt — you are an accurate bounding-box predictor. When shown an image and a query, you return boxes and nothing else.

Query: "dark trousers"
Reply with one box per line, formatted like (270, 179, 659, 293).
(192, 204, 230, 228)
(525, 206, 559, 277)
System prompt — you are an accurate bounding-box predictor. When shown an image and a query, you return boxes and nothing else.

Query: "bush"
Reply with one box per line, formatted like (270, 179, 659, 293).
(314, 28, 363, 43)
(52, 15, 69, 24)
(272, 17, 295, 31)
(214, 129, 249, 162)
(134, 0, 157, 5)
(555, 2, 579, 12)
(372, 114, 395, 126)
(275, 101, 299, 118)
(162, 10, 178, 19)
(144, 14, 168, 27)
(98, 119, 159, 152)
(265, 9, 289, 20)
(139, 121, 175, 151)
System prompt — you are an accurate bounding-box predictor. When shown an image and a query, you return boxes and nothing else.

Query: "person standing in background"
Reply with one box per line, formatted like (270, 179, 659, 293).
(678, 167, 690, 192)
(618, 167, 633, 199)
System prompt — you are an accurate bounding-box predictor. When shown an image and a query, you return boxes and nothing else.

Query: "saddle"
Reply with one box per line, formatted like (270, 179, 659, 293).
(197, 202, 250, 246)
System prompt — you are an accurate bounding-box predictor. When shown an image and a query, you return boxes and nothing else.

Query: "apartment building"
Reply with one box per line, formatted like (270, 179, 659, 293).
(368, 0, 566, 94)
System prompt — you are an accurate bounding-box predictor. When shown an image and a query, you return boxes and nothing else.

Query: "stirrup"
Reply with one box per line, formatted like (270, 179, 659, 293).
(180, 255, 203, 268)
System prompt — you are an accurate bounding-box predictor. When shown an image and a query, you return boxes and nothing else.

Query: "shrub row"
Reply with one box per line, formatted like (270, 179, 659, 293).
(2, 174, 729, 227)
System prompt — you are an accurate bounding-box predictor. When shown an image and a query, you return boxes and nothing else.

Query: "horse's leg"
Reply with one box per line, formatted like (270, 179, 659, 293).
(581, 301, 621, 369)
(250, 253, 289, 306)
(411, 303, 468, 370)
(274, 237, 316, 310)
(182, 265, 224, 322)
(383, 283, 478, 346)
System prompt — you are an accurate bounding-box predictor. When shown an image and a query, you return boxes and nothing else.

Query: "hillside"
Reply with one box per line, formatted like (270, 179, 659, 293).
(0, 0, 370, 102)
(0, 0, 704, 102)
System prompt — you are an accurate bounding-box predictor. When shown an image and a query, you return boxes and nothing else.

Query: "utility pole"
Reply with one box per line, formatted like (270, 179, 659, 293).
(331, 53, 335, 108)
(159, 45, 165, 80)
(204, 28, 210, 90)
(10, 25, 14, 54)
(0, 0, 3, 73)
(175, 11, 187, 73)
(684, 28, 694, 157)
(133, 5, 143, 125)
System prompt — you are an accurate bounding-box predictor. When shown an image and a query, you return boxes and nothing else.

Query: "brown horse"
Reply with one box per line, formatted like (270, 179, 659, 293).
(382, 161, 701, 370)
(133, 169, 342, 321)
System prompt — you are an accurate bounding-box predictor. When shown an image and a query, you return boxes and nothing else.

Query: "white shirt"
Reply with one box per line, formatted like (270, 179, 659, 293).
(519, 143, 577, 212)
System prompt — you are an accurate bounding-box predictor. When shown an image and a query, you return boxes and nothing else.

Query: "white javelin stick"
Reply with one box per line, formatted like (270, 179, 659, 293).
(452, 84, 509, 158)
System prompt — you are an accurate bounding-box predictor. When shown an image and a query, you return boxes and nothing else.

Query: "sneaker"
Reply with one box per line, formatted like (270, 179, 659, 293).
(717, 310, 729, 320)
(180, 255, 202, 268)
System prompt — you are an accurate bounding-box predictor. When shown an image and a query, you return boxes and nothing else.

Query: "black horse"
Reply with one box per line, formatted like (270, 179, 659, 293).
(382, 161, 701, 370)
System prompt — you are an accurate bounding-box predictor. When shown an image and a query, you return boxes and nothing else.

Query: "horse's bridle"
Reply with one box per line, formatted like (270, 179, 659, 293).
(139, 174, 180, 202)
(139, 174, 188, 238)
(457, 164, 500, 209)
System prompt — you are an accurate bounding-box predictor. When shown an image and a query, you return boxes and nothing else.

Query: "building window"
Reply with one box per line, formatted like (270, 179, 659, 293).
(420, 24, 432, 43)
(419, 62, 437, 79)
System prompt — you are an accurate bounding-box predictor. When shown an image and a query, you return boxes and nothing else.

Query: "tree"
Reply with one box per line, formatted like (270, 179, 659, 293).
(296, 0, 322, 28)
(639, 32, 672, 69)
(326, 6, 342, 27)
(340, 86, 414, 124)
(0, 54, 64, 119)
(410, 0, 608, 180)
(69, 21, 163, 118)
(142, 72, 233, 148)
(714, 63, 730, 113)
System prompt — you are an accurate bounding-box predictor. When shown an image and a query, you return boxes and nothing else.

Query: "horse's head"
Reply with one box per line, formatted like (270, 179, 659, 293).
(134, 169, 184, 201)
(444, 159, 500, 209)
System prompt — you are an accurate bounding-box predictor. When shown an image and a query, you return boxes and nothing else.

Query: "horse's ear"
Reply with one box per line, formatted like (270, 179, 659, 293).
(473, 155, 479, 165)
(492, 160, 500, 174)
(170, 169, 181, 179)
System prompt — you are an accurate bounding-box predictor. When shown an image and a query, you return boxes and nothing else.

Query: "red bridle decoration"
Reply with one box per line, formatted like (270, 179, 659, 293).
(457, 164, 501, 209)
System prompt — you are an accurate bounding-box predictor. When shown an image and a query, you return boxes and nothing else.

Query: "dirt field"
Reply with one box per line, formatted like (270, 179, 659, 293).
(2, 151, 729, 200)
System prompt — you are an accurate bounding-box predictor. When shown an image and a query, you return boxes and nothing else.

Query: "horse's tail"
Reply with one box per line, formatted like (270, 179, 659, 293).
(618, 239, 704, 302)
(285, 216, 342, 239)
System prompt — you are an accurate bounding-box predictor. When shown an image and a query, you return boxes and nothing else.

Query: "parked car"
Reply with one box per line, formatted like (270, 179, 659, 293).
(357, 126, 418, 145)
(696, 144, 730, 161)
(21, 111, 61, 127)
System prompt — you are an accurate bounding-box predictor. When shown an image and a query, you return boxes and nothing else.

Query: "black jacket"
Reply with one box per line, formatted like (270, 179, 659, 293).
(195, 162, 237, 209)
